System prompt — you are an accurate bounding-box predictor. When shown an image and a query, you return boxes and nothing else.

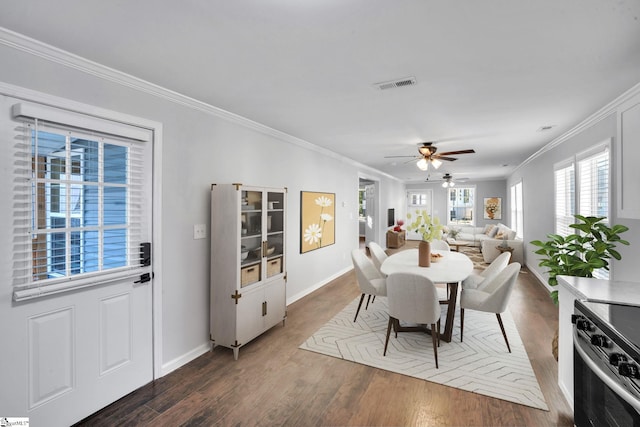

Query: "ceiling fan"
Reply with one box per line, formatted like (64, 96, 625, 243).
(425, 173, 469, 186)
(386, 142, 476, 171)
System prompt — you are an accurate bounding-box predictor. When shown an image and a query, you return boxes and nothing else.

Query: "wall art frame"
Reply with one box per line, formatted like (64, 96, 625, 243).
(300, 191, 335, 253)
(483, 197, 502, 220)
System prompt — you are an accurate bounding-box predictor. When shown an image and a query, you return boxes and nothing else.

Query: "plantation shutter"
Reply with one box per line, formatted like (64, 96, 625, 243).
(577, 145, 609, 220)
(554, 162, 575, 237)
(11, 102, 151, 301)
(577, 144, 610, 279)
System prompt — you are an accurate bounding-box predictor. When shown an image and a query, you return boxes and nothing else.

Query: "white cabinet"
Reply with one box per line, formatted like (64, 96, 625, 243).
(210, 184, 286, 359)
(617, 95, 640, 219)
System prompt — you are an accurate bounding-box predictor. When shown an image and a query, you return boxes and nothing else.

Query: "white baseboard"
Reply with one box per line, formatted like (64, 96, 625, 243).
(160, 342, 211, 377)
(286, 266, 353, 306)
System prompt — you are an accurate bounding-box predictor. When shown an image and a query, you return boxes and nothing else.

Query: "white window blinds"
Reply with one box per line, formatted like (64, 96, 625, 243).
(510, 181, 524, 239)
(12, 102, 151, 301)
(554, 162, 575, 237)
(578, 146, 609, 220)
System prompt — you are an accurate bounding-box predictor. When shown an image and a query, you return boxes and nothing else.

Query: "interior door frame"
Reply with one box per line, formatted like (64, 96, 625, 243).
(1, 81, 165, 379)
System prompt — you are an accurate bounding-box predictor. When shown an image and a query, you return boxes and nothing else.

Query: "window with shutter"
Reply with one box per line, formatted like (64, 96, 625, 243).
(553, 141, 610, 279)
(510, 181, 524, 239)
(12, 103, 150, 301)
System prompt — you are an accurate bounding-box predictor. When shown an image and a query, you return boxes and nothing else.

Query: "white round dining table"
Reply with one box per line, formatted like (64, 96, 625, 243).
(380, 249, 473, 283)
(380, 248, 473, 342)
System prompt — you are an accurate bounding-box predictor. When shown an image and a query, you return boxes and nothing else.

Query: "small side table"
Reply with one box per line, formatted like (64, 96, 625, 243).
(496, 245, 514, 262)
(387, 230, 406, 249)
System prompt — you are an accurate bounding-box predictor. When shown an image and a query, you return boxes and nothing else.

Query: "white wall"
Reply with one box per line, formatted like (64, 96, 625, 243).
(0, 42, 403, 373)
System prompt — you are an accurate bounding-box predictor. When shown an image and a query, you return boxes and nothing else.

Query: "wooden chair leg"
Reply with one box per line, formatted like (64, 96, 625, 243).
(431, 322, 439, 369)
(460, 308, 465, 342)
(384, 317, 394, 356)
(437, 319, 441, 347)
(354, 294, 366, 322)
(371, 295, 376, 304)
(365, 294, 372, 310)
(496, 313, 511, 353)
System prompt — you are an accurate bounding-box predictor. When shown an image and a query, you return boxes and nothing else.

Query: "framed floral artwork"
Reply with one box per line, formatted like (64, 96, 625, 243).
(484, 197, 502, 220)
(300, 191, 335, 253)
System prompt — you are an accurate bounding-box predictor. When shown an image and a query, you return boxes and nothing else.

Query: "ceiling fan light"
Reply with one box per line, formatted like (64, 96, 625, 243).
(441, 181, 448, 188)
(416, 158, 429, 171)
(431, 158, 442, 169)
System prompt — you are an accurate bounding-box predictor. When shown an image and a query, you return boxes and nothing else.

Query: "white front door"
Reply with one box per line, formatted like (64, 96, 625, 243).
(0, 94, 154, 426)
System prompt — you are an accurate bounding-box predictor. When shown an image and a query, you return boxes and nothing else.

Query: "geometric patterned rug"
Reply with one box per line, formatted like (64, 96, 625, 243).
(300, 296, 548, 411)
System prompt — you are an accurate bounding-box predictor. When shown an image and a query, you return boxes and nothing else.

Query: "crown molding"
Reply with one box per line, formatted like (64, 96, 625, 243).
(514, 81, 640, 173)
(0, 26, 401, 182)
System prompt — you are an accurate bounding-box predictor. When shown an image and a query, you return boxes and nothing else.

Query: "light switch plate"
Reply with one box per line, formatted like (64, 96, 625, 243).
(193, 224, 206, 239)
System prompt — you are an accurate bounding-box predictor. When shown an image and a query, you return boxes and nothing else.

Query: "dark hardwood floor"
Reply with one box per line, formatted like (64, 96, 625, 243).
(76, 244, 573, 426)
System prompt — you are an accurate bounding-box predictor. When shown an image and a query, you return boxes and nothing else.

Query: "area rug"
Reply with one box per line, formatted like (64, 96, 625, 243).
(300, 296, 548, 411)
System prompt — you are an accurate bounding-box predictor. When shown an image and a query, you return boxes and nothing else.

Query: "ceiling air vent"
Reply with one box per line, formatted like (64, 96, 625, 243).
(375, 76, 417, 90)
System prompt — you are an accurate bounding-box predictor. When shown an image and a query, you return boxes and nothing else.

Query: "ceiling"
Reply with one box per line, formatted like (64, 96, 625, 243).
(2, 1, 640, 183)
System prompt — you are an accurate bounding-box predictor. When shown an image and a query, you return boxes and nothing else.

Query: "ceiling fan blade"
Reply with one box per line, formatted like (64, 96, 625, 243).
(384, 155, 419, 158)
(434, 156, 457, 161)
(403, 157, 419, 164)
(437, 149, 476, 156)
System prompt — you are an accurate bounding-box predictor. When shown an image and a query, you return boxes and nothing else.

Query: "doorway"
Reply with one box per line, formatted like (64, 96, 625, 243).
(358, 178, 378, 249)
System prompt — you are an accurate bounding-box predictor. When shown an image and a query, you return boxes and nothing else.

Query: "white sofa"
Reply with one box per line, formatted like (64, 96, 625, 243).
(449, 224, 523, 264)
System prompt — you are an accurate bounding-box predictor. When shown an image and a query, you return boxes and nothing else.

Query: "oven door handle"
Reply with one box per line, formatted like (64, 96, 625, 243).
(574, 329, 640, 413)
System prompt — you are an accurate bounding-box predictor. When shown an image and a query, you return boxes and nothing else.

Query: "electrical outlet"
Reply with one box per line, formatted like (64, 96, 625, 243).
(193, 224, 207, 239)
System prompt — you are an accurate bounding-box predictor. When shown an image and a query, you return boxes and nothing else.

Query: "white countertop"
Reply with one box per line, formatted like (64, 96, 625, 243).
(558, 275, 640, 307)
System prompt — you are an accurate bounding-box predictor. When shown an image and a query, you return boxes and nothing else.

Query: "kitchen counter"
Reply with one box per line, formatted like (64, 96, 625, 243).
(557, 275, 640, 410)
(558, 275, 640, 306)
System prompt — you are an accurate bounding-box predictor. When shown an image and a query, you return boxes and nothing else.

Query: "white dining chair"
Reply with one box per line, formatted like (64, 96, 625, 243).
(462, 251, 511, 290)
(351, 249, 387, 322)
(384, 272, 441, 368)
(368, 241, 388, 276)
(430, 239, 451, 251)
(460, 262, 521, 352)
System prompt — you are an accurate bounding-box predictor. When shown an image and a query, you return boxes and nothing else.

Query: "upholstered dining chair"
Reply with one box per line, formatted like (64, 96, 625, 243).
(368, 241, 388, 276)
(351, 249, 387, 322)
(430, 239, 451, 251)
(384, 272, 441, 368)
(462, 251, 511, 290)
(460, 262, 521, 352)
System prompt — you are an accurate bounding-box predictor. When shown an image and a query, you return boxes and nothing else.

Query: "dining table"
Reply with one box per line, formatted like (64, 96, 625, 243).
(380, 248, 473, 343)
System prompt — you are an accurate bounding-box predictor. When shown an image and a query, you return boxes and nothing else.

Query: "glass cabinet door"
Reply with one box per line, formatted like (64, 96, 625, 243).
(240, 190, 262, 286)
(265, 191, 284, 277)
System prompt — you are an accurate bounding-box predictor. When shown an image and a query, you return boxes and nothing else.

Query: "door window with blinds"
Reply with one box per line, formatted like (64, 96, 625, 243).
(12, 103, 150, 300)
(553, 142, 610, 277)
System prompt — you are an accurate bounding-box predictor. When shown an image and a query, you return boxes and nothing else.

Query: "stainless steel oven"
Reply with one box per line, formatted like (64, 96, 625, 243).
(573, 299, 640, 427)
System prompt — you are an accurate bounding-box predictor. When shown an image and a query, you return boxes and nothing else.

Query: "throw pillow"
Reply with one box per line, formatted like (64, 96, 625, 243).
(488, 225, 499, 238)
(495, 231, 506, 239)
(484, 224, 495, 235)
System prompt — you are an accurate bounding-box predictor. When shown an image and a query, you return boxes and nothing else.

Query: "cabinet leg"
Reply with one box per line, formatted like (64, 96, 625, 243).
(233, 347, 239, 360)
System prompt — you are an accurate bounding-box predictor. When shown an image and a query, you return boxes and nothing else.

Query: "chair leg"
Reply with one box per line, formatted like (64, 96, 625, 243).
(371, 295, 376, 304)
(354, 294, 366, 322)
(384, 317, 394, 356)
(431, 322, 439, 369)
(496, 313, 511, 353)
(460, 308, 465, 342)
(365, 294, 372, 310)
(437, 319, 441, 347)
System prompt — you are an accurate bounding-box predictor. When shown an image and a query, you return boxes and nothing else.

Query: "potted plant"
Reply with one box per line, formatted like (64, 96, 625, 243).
(530, 214, 629, 359)
(406, 209, 443, 267)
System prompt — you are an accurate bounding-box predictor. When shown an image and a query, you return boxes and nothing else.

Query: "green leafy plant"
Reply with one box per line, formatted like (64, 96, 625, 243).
(406, 210, 443, 242)
(530, 214, 629, 304)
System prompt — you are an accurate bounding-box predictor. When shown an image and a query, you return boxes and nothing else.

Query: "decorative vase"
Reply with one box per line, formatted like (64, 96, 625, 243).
(418, 240, 431, 267)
